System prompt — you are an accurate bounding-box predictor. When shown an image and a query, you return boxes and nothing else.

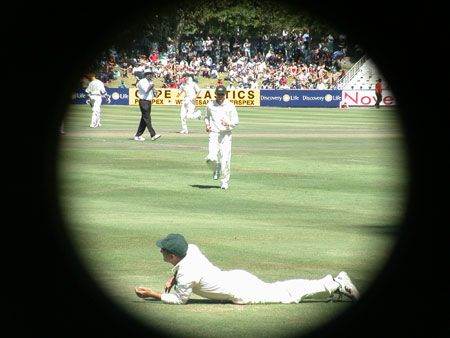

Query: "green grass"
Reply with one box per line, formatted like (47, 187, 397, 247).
(58, 104, 407, 338)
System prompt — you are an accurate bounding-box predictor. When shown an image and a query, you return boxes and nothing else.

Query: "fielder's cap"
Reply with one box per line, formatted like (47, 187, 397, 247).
(144, 68, 153, 74)
(156, 233, 188, 257)
(215, 85, 227, 95)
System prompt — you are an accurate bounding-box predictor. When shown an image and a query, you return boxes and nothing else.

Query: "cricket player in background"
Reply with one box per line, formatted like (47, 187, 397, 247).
(85, 73, 110, 128)
(135, 233, 360, 304)
(204, 85, 239, 190)
(177, 74, 202, 134)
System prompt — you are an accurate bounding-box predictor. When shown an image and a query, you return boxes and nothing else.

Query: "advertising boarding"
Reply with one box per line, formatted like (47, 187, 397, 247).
(341, 90, 396, 107)
(128, 88, 260, 107)
(71, 88, 129, 105)
(260, 90, 342, 107)
(70, 88, 396, 108)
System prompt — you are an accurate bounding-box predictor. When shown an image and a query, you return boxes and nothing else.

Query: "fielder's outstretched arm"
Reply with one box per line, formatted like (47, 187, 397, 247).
(135, 286, 162, 300)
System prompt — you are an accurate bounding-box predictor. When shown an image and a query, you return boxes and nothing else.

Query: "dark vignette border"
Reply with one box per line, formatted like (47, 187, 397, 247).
(9, 1, 443, 337)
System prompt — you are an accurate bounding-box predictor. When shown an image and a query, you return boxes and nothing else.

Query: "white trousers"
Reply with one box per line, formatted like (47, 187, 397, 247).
(90, 96, 102, 127)
(224, 270, 339, 304)
(206, 131, 232, 185)
(180, 99, 200, 131)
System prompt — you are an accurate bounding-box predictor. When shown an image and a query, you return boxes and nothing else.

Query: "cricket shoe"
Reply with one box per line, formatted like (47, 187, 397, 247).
(151, 134, 161, 141)
(334, 271, 360, 301)
(134, 135, 146, 141)
(178, 129, 189, 134)
(220, 182, 229, 190)
(213, 168, 221, 180)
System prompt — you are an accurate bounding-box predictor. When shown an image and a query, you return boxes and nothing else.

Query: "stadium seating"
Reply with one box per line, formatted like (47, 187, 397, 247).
(342, 57, 388, 90)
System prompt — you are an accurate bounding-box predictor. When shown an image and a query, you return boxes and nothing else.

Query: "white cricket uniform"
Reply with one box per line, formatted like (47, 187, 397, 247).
(179, 78, 201, 132)
(161, 244, 339, 305)
(204, 99, 239, 186)
(85, 79, 107, 128)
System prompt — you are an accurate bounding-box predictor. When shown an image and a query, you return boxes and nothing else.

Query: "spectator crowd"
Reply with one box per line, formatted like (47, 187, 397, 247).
(92, 29, 364, 90)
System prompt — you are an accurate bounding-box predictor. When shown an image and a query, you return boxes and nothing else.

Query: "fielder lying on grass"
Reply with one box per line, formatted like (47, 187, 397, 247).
(135, 233, 360, 304)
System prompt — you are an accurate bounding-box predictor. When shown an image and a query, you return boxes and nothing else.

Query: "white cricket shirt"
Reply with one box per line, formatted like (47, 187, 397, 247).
(180, 80, 200, 102)
(85, 79, 106, 96)
(204, 99, 239, 133)
(137, 78, 155, 101)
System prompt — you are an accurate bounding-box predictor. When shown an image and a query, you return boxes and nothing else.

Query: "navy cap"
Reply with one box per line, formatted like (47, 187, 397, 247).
(156, 233, 188, 257)
(215, 85, 227, 95)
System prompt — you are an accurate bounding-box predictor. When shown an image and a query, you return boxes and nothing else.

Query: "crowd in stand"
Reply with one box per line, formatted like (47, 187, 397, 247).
(94, 30, 363, 90)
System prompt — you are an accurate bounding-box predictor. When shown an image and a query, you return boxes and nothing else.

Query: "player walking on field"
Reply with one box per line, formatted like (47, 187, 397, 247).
(204, 85, 239, 190)
(85, 74, 110, 128)
(135, 233, 360, 305)
(177, 74, 202, 134)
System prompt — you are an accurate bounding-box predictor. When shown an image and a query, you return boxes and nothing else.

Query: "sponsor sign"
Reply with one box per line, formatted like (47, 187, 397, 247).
(129, 88, 260, 107)
(70, 88, 129, 105)
(212, 89, 259, 107)
(342, 90, 397, 106)
(260, 90, 342, 107)
(71, 89, 90, 104)
(129, 88, 177, 105)
(106, 88, 129, 105)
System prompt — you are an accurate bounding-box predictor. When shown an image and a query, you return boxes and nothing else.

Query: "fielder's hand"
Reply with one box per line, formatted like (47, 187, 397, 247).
(135, 286, 162, 300)
(164, 275, 176, 293)
(135, 286, 152, 298)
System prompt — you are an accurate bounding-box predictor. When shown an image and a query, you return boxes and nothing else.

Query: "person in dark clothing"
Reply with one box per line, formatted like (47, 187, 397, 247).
(374, 78, 383, 108)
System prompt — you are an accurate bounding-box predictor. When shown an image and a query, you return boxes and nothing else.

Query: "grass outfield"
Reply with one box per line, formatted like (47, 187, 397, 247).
(58, 104, 407, 338)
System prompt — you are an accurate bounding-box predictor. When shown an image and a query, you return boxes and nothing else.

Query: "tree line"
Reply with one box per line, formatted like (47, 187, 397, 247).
(112, 0, 336, 55)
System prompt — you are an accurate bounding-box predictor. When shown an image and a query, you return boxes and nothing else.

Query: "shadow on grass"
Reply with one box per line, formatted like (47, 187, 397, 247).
(327, 224, 401, 236)
(353, 224, 401, 235)
(186, 299, 231, 304)
(133, 298, 352, 305)
(134, 298, 231, 305)
(190, 184, 221, 189)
